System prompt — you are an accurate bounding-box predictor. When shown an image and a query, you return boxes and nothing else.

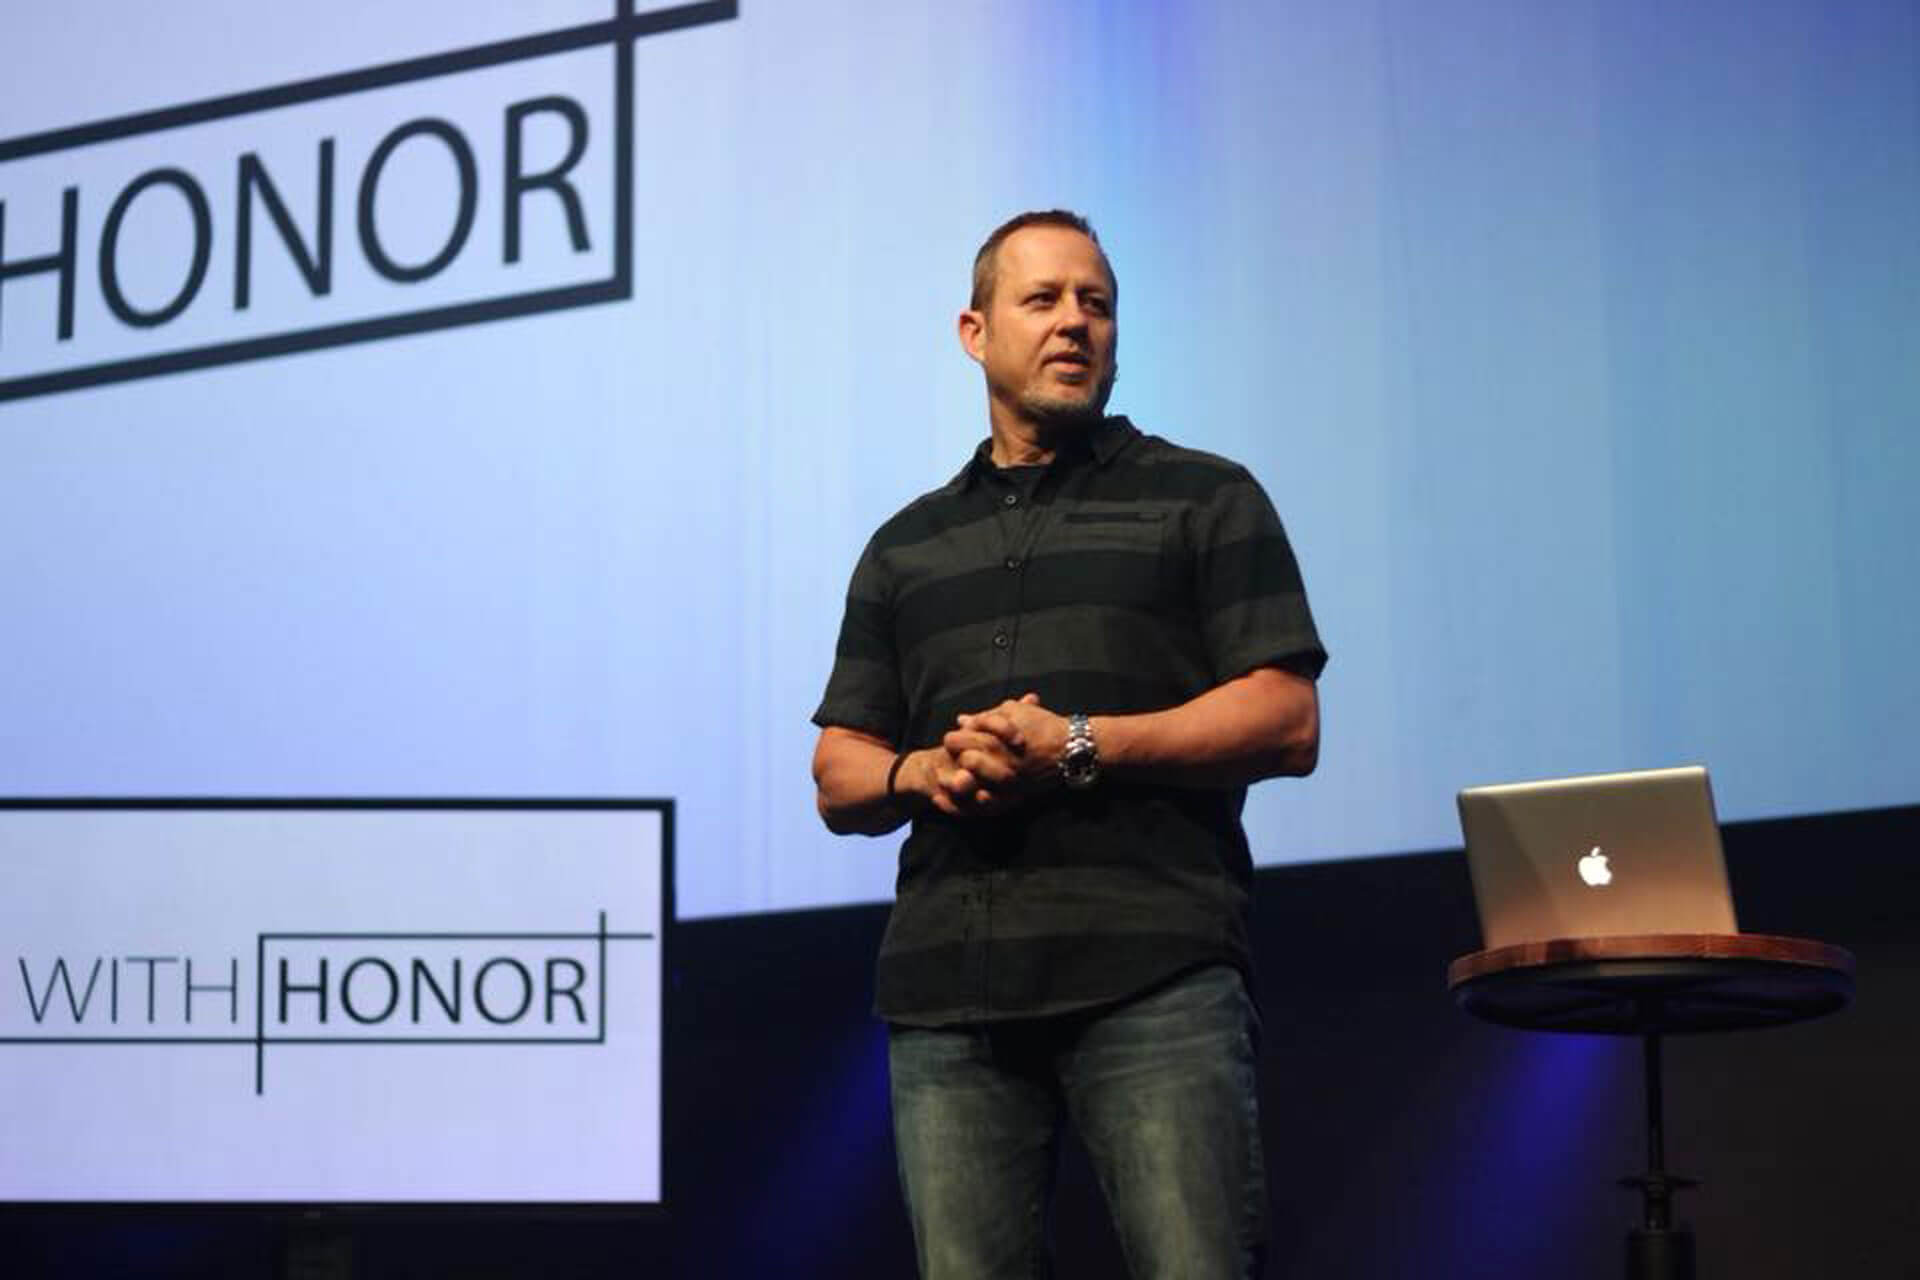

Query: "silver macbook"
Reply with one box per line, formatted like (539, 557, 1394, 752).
(1457, 765, 1738, 949)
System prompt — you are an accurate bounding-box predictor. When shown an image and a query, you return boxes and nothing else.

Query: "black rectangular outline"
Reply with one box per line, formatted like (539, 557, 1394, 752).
(0, 0, 739, 404)
(252, 921, 659, 1091)
(0, 795, 676, 1217)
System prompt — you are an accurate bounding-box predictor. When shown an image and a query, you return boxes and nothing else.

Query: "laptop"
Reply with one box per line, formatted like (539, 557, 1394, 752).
(1457, 764, 1738, 949)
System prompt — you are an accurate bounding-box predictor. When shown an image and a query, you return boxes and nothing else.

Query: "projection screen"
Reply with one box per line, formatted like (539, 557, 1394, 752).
(2, 4, 1914, 917)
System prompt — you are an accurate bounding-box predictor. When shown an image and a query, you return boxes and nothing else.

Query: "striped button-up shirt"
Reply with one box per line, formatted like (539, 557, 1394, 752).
(813, 415, 1326, 1025)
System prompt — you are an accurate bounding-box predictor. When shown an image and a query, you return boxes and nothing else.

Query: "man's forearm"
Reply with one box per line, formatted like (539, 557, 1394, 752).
(1091, 666, 1319, 788)
(813, 730, 933, 836)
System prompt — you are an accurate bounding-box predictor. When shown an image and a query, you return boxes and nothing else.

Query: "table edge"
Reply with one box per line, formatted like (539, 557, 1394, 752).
(1446, 933, 1856, 989)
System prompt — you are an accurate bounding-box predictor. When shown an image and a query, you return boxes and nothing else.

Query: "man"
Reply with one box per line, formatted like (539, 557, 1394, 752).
(810, 210, 1326, 1279)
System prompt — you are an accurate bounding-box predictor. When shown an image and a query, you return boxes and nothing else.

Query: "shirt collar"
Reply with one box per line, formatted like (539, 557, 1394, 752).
(945, 415, 1138, 493)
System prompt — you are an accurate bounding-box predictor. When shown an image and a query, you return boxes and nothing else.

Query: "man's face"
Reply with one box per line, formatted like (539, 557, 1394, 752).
(962, 226, 1117, 429)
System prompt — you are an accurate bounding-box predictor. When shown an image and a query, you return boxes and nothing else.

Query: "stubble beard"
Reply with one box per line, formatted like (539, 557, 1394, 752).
(1018, 363, 1118, 431)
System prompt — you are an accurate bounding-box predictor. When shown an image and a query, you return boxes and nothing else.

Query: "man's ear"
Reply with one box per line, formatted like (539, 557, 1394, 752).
(957, 309, 986, 365)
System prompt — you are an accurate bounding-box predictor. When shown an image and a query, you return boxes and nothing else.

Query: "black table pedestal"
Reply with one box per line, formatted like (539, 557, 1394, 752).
(1618, 1026, 1698, 1280)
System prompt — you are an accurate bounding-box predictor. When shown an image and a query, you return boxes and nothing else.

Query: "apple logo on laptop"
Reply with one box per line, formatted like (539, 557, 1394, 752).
(1578, 846, 1613, 887)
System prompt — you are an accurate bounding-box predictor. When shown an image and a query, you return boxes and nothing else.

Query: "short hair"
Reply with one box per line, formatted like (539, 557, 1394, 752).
(969, 209, 1115, 311)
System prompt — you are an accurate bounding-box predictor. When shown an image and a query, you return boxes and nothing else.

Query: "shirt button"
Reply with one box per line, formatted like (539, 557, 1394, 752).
(1002, 493, 1019, 507)
(992, 631, 1009, 649)
(1004, 556, 1021, 570)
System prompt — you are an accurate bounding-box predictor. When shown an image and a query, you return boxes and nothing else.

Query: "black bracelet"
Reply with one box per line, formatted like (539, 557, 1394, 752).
(885, 752, 908, 802)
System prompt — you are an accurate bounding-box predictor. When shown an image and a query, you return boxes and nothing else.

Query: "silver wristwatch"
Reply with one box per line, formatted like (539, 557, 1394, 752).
(1060, 712, 1100, 789)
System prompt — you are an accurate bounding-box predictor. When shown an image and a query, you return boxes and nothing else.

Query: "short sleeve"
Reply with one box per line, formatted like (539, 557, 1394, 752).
(810, 532, 909, 742)
(1190, 466, 1328, 683)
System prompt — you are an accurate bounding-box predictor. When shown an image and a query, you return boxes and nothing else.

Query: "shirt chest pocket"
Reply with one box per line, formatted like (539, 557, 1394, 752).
(1058, 508, 1168, 547)
(1052, 508, 1188, 611)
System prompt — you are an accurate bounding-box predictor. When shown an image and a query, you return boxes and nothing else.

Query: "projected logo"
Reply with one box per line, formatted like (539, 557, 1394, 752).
(0, 1, 736, 402)
(6, 913, 654, 1094)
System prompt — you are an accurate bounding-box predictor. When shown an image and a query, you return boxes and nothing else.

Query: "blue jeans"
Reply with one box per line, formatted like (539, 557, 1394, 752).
(888, 964, 1269, 1279)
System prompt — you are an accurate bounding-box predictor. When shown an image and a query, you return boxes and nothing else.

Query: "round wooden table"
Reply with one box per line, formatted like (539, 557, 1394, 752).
(1447, 934, 1854, 1280)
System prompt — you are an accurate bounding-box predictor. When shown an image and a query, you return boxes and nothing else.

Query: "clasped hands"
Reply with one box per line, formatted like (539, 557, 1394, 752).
(912, 692, 1070, 817)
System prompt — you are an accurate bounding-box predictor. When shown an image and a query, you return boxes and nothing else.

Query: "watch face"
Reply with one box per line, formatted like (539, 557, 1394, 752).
(1062, 742, 1098, 786)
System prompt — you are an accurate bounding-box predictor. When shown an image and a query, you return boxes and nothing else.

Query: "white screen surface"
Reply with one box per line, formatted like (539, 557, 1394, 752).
(0, 803, 665, 1203)
(1, 1, 1915, 921)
